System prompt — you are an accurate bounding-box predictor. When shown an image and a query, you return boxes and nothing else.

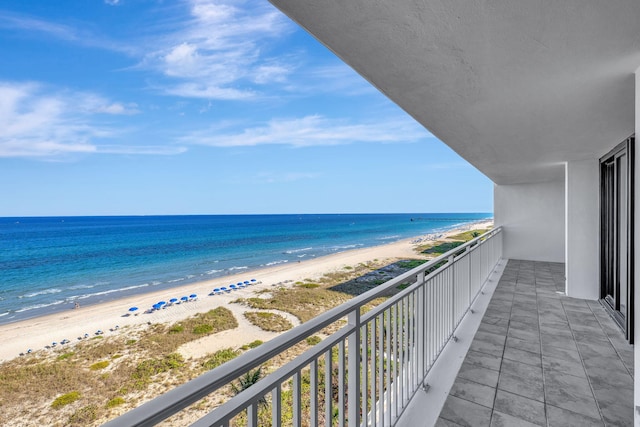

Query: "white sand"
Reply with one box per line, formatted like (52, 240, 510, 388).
(0, 220, 492, 363)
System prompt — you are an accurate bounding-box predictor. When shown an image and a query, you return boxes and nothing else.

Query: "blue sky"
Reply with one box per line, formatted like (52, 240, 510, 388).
(0, 0, 493, 216)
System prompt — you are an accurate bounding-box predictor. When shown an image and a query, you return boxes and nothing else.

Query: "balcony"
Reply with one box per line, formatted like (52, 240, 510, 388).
(103, 228, 633, 426)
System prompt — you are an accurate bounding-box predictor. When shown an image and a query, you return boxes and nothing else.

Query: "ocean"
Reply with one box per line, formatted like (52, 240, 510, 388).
(0, 213, 492, 324)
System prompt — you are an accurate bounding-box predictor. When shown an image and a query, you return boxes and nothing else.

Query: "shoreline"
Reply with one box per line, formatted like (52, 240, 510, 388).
(0, 219, 493, 364)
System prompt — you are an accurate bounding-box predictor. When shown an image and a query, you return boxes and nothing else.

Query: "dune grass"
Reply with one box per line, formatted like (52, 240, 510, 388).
(244, 311, 293, 332)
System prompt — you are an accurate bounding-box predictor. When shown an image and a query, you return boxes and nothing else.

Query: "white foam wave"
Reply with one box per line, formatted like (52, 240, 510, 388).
(20, 288, 63, 298)
(15, 300, 66, 313)
(168, 278, 185, 283)
(229, 266, 248, 271)
(264, 260, 289, 266)
(0, 312, 9, 317)
(75, 283, 150, 300)
(331, 244, 364, 250)
(206, 269, 223, 275)
(284, 247, 312, 254)
(377, 235, 400, 241)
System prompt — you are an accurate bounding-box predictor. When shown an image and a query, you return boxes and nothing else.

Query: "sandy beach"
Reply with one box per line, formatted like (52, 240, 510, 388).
(0, 220, 492, 364)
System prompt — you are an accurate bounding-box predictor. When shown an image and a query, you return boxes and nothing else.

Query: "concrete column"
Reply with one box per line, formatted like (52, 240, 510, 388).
(564, 160, 599, 299)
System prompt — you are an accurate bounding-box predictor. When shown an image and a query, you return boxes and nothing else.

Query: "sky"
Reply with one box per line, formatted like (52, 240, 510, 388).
(0, 0, 493, 216)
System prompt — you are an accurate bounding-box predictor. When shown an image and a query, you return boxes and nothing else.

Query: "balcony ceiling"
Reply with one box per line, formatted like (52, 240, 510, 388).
(269, 0, 640, 184)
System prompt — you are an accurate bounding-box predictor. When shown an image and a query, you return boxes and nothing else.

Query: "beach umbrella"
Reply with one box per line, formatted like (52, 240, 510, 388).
(244, 281, 250, 285)
(237, 282, 244, 286)
(250, 279, 257, 282)
(221, 287, 228, 292)
(129, 307, 138, 312)
(213, 288, 220, 293)
(230, 285, 237, 290)
(190, 294, 197, 299)
(181, 296, 188, 301)
(169, 298, 178, 303)
(158, 301, 166, 306)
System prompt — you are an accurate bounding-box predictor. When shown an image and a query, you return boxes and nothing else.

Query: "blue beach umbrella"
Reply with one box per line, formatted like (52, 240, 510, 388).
(181, 296, 188, 302)
(237, 282, 244, 286)
(190, 294, 197, 299)
(244, 281, 250, 285)
(251, 279, 257, 282)
(158, 301, 166, 306)
(230, 285, 237, 290)
(221, 287, 228, 292)
(213, 288, 220, 293)
(129, 307, 138, 312)
(169, 298, 178, 303)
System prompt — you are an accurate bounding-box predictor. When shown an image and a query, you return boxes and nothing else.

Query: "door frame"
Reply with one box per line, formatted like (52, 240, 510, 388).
(599, 136, 634, 342)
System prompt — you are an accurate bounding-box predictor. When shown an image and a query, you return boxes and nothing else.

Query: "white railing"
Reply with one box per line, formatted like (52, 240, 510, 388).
(104, 227, 502, 427)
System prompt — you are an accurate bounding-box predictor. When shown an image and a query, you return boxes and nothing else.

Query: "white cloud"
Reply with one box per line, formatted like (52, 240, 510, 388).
(105, 0, 121, 5)
(141, 0, 295, 99)
(0, 81, 179, 158)
(180, 115, 433, 148)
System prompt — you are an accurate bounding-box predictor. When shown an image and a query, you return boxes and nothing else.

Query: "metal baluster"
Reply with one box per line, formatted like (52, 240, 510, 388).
(293, 372, 301, 427)
(311, 359, 318, 427)
(348, 311, 360, 427)
(272, 385, 281, 427)
(325, 349, 332, 427)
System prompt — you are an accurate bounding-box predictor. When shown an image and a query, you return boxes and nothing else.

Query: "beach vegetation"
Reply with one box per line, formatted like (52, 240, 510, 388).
(202, 348, 240, 370)
(169, 325, 184, 333)
(90, 360, 110, 370)
(397, 259, 428, 269)
(297, 282, 319, 288)
(245, 311, 293, 332)
(241, 340, 263, 350)
(51, 391, 81, 409)
(68, 404, 98, 425)
(126, 339, 137, 345)
(193, 324, 214, 334)
(132, 353, 184, 387)
(106, 396, 125, 408)
(306, 336, 322, 346)
(448, 228, 491, 241)
(344, 265, 353, 269)
(57, 352, 75, 361)
(231, 367, 264, 402)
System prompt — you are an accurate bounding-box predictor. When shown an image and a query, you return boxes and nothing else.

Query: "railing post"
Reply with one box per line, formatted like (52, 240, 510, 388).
(348, 310, 361, 427)
(448, 255, 455, 334)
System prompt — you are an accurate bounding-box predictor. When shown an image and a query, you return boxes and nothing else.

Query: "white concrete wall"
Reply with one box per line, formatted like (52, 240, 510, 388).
(565, 160, 600, 299)
(494, 180, 565, 263)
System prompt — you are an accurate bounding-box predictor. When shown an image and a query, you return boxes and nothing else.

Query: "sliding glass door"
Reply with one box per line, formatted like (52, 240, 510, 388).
(600, 136, 634, 341)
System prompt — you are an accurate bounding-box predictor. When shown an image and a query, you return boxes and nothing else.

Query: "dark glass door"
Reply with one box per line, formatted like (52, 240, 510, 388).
(600, 136, 634, 342)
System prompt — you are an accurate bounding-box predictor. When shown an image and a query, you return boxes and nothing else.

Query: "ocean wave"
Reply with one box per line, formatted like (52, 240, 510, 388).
(75, 283, 150, 300)
(284, 247, 312, 254)
(264, 260, 289, 266)
(167, 277, 185, 283)
(206, 269, 223, 275)
(228, 266, 248, 271)
(20, 288, 63, 298)
(15, 300, 67, 313)
(0, 312, 9, 317)
(377, 235, 400, 241)
(297, 254, 307, 258)
(331, 243, 364, 250)
(68, 284, 97, 290)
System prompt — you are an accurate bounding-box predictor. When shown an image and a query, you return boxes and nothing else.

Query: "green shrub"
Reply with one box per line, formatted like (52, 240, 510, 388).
(202, 348, 240, 370)
(193, 324, 213, 334)
(126, 339, 137, 345)
(90, 360, 110, 371)
(241, 340, 263, 350)
(57, 352, 74, 361)
(169, 325, 184, 334)
(52, 391, 81, 409)
(298, 283, 319, 289)
(306, 336, 322, 346)
(106, 397, 125, 408)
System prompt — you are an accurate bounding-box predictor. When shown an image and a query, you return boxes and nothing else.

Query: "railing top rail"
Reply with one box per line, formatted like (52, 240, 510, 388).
(102, 226, 501, 427)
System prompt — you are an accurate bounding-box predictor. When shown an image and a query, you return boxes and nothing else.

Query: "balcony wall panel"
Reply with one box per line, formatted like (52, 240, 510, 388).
(495, 180, 565, 262)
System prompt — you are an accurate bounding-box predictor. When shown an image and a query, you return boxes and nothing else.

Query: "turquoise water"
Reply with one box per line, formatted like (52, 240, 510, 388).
(0, 213, 491, 323)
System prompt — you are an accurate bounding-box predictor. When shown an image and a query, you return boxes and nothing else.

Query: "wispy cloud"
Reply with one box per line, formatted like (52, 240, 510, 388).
(0, 9, 133, 53)
(0, 81, 181, 158)
(104, 0, 121, 5)
(139, 0, 296, 99)
(180, 115, 433, 147)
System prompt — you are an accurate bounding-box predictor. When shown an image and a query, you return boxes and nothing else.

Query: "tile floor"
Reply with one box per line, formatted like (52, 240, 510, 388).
(436, 259, 634, 427)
